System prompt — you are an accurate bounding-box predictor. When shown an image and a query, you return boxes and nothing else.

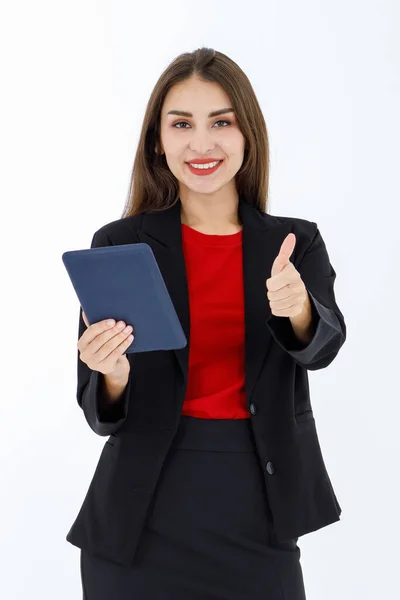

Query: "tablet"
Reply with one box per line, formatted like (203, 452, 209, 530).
(62, 243, 187, 353)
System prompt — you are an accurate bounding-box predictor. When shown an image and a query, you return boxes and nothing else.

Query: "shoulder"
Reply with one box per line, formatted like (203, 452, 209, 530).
(91, 214, 145, 246)
(263, 211, 318, 246)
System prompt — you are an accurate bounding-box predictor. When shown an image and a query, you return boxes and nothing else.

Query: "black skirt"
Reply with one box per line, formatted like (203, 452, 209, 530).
(80, 415, 307, 600)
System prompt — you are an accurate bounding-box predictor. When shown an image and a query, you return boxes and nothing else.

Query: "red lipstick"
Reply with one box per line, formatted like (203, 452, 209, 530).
(185, 158, 223, 176)
(187, 158, 222, 164)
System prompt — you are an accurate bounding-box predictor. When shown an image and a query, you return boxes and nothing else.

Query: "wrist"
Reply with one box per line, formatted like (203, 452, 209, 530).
(101, 370, 129, 404)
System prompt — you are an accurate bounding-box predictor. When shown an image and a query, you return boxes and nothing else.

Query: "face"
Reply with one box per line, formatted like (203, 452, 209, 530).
(158, 76, 246, 197)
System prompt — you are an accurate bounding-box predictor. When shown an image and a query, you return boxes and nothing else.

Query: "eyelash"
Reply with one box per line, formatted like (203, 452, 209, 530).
(172, 119, 232, 129)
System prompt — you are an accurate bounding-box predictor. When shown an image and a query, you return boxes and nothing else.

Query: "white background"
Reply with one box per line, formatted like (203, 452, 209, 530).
(1, 1, 399, 598)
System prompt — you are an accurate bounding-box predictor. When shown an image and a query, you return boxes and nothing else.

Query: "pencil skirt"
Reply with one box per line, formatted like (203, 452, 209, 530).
(80, 415, 307, 600)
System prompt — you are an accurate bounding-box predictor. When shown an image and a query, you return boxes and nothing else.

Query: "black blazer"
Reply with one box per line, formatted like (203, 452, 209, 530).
(66, 197, 346, 566)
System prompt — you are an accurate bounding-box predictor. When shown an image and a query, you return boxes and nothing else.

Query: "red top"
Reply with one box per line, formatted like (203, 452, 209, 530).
(180, 223, 250, 419)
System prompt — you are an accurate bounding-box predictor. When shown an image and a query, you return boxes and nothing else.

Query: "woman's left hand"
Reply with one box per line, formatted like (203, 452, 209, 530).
(266, 233, 308, 318)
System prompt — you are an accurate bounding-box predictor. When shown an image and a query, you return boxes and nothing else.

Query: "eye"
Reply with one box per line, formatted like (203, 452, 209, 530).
(173, 121, 190, 129)
(214, 119, 231, 127)
(172, 119, 232, 129)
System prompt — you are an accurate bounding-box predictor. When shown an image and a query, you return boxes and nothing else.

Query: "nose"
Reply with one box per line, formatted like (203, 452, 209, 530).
(188, 128, 216, 155)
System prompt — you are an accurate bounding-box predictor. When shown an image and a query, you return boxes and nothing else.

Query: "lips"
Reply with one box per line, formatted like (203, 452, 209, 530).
(187, 159, 223, 164)
(186, 160, 223, 176)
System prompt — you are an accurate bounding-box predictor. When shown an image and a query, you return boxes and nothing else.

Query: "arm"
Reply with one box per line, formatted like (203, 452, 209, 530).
(289, 290, 317, 345)
(76, 228, 133, 436)
(79, 360, 132, 436)
(264, 223, 347, 370)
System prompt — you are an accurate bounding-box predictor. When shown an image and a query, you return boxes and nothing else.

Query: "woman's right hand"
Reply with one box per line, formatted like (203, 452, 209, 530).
(78, 310, 133, 378)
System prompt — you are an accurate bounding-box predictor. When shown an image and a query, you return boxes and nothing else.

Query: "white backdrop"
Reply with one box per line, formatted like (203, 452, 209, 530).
(1, 1, 399, 598)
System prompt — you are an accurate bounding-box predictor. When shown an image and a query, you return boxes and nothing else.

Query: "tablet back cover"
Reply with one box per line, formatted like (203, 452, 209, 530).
(62, 243, 187, 353)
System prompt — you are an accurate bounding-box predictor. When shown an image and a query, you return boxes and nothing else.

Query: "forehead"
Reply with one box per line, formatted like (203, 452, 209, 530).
(162, 77, 232, 116)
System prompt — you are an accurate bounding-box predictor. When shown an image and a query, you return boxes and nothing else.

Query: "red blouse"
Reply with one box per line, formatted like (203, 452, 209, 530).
(180, 223, 250, 419)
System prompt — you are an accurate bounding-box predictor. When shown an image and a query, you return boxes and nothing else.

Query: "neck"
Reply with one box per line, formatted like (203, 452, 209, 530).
(179, 193, 242, 235)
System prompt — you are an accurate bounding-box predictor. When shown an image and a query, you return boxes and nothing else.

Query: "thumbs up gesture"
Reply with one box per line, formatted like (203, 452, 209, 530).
(266, 233, 308, 318)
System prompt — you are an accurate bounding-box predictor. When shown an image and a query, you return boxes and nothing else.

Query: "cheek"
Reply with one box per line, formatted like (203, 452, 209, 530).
(219, 130, 246, 154)
(160, 125, 183, 153)
(160, 130, 177, 154)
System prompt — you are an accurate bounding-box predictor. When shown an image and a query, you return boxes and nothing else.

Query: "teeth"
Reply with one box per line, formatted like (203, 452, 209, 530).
(189, 160, 220, 169)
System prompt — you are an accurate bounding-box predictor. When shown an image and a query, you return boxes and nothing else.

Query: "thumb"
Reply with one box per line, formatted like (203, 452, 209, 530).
(271, 233, 296, 277)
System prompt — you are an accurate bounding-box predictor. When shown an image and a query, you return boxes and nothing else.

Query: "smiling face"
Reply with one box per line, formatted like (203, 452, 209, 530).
(158, 76, 246, 198)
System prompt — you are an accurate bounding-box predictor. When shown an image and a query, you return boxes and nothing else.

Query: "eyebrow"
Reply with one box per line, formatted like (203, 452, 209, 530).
(166, 108, 234, 118)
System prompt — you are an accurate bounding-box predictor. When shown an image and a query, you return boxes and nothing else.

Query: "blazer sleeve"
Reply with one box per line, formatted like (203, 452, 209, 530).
(264, 222, 346, 370)
(76, 228, 133, 436)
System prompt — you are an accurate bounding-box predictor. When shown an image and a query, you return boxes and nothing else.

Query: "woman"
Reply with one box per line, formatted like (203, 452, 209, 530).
(68, 47, 346, 599)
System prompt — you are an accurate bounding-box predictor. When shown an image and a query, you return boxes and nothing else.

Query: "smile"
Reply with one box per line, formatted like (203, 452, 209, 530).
(186, 160, 223, 176)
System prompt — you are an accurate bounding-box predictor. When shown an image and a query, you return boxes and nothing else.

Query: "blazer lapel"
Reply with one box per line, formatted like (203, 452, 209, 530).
(136, 196, 292, 404)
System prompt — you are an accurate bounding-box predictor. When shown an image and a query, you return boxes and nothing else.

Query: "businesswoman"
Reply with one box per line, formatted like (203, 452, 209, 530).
(68, 47, 346, 600)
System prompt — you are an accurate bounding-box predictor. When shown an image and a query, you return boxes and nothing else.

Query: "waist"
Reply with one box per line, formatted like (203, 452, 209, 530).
(171, 415, 257, 453)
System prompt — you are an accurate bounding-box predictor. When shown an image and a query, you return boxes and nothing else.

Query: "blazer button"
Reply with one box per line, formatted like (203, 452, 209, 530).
(249, 402, 257, 415)
(265, 461, 275, 475)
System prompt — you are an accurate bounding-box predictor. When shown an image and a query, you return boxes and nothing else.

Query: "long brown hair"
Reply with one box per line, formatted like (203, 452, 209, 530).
(121, 47, 270, 218)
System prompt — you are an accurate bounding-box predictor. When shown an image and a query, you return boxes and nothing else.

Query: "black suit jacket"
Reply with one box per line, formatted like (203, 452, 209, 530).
(66, 197, 346, 566)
